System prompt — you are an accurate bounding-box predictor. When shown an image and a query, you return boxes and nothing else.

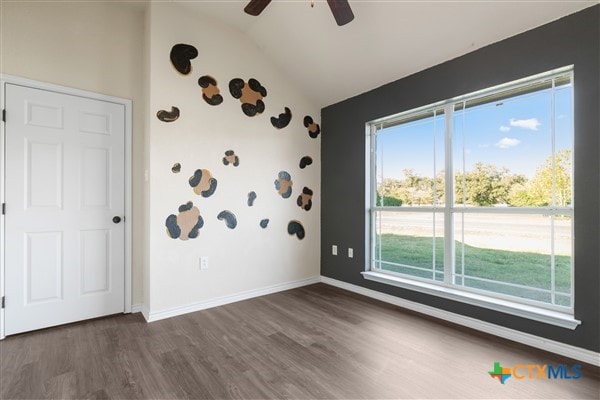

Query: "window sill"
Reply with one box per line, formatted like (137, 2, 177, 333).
(361, 271, 581, 330)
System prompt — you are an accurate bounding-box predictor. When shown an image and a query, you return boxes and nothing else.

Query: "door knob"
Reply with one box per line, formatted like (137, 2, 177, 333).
(112, 216, 122, 224)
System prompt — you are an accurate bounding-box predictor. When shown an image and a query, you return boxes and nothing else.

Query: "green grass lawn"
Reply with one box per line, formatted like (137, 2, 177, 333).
(376, 234, 571, 306)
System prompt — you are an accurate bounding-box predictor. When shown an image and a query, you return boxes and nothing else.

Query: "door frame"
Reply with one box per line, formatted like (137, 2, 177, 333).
(0, 74, 133, 339)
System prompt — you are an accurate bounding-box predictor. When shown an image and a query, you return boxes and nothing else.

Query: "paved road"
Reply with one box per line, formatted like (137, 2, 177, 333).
(376, 212, 571, 255)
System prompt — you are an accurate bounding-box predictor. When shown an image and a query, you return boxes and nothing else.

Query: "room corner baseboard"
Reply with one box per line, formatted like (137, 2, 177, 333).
(145, 276, 321, 323)
(130, 304, 143, 314)
(320, 276, 600, 367)
(141, 304, 151, 322)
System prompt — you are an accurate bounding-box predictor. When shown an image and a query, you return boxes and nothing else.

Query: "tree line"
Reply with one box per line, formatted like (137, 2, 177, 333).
(377, 150, 571, 207)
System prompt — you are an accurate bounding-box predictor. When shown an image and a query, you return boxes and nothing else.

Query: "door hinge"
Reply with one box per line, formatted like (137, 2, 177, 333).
(1, 296, 4, 309)
(2, 109, 5, 122)
(1, 203, 4, 215)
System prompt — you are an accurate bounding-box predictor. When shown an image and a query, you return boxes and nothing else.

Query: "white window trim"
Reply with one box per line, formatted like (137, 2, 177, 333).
(366, 67, 576, 325)
(362, 271, 580, 330)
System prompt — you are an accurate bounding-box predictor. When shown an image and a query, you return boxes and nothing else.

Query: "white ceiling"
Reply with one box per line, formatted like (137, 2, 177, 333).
(182, 0, 595, 109)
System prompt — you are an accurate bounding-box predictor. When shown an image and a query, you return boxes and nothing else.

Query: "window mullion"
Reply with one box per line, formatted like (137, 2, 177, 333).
(370, 125, 378, 270)
(550, 78, 557, 304)
(444, 104, 454, 285)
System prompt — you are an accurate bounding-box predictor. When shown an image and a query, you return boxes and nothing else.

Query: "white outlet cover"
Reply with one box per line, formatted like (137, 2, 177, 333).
(348, 248, 353, 258)
(200, 256, 209, 270)
(332, 245, 338, 255)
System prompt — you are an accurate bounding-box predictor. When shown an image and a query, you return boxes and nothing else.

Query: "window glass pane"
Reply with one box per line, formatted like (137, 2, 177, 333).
(554, 83, 573, 207)
(375, 111, 444, 207)
(453, 84, 554, 207)
(554, 215, 572, 307)
(454, 213, 570, 307)
(374, 211, 444, 281)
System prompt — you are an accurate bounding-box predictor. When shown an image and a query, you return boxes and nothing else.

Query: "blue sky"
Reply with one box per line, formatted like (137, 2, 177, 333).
(376, 84, 573, 181)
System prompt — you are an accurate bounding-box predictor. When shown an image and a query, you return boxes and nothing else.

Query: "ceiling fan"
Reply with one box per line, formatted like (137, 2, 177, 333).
(244, 0, 355, 26)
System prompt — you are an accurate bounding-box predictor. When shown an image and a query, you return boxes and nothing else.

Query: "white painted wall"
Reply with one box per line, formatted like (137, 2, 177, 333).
(146, 3, 320, 314)
(0, 1, 146, 306)
(142, 4, 153, 314)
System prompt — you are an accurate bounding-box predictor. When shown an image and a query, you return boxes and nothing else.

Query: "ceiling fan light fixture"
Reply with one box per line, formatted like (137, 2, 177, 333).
(244, 0, 354, 26)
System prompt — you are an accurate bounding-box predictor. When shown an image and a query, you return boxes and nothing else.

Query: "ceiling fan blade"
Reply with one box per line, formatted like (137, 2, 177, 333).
(244, 0, 272, 16)
(327, 0, 354, 26)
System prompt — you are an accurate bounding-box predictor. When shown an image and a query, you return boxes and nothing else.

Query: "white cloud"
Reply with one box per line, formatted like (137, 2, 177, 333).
(499, 125, 511, 132)
(509, 118, 541, 131)
(495, 137, 521, 149)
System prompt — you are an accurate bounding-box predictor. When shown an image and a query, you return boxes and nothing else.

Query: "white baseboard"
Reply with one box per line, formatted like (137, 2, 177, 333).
(320, 276, 600, 367)
(130, 304, 143, 314)
(141, 304, 150, 322)
(144, 276, 320, 323)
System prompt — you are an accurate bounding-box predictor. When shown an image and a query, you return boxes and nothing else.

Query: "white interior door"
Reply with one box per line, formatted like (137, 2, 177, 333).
(4, 83, 125, 335)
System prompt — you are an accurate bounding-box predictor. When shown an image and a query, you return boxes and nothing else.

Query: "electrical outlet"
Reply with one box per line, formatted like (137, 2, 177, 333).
(200, 256, 209, 270)
(348, 248, 353, 258)
(332, 245, 338, 255)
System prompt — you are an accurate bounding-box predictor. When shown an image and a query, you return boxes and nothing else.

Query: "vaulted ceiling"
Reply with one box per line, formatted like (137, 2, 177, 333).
(181, 1, 595, 108)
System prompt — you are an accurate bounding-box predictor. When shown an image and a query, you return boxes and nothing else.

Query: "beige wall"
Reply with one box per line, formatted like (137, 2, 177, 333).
(146, 3, 320, 315)
(1, 1, 146, 305)
(1, 1, 321, 317)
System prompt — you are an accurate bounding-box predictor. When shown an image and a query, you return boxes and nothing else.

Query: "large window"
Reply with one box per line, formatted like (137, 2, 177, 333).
(369, 67, 574, 312)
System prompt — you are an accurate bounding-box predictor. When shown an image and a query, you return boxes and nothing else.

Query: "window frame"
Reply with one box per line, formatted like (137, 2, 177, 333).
(365, 66, 577, 324)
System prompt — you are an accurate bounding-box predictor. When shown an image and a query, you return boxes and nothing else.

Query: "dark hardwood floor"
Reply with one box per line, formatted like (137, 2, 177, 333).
(1, 283, 598, 399)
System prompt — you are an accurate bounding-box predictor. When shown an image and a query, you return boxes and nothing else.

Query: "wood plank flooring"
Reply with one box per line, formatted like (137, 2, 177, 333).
(1, 283, 598, 399)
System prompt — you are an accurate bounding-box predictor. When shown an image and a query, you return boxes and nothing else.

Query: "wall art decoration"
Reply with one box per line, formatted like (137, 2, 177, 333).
(198, 75, 223, 106)
(270, 107, 292, 129)
(217, 210, 237, 229)
(296, 187, 313, 211)
(222, 150, 240, 167)
(171, 163, 181, 173)
(165, 201, 204, 240)
(247, 191, 257, 206)
(274, 171, 293, 199)
(189, 169, 218, 197)
(156, 106, 180, 122)
(259, 219, 269, 228)
(287, 220, 305, 240)
(229, 78, 267, 117)
(170, 43, 198, 75)
(299, 156, 313, 169)
(303, 115, 321, 138)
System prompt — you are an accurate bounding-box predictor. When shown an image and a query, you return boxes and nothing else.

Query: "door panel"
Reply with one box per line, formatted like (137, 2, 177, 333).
(26, 232, 63, 303)
(27, 140, 63, 208)
(4, 83, 125, 335)
(79, 111, 112, 136)
(81, 229, 110, 295)
(81, 147, 110, 208)
(26, 102, 64, 129)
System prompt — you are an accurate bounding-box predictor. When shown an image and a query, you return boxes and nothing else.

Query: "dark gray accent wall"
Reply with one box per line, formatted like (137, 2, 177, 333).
(321, 5, 599, 352)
